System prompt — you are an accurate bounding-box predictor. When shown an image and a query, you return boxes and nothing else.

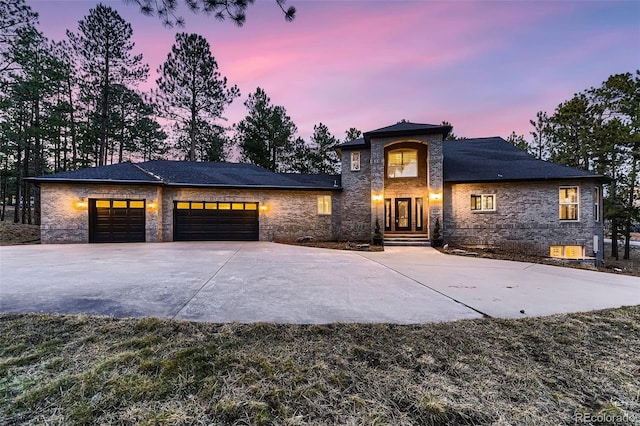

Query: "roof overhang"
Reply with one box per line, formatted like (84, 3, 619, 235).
(363, 125, 452, 144)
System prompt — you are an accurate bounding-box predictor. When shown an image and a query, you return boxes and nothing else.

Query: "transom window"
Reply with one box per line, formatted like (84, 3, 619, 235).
(318, 195, 331, 215)
(387, 149, 418, 178)
(559, 187, 579, 221)
(471, 194, 495, 211)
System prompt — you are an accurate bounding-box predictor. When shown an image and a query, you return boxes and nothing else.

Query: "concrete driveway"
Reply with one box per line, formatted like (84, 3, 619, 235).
(1, 242, 638, 323)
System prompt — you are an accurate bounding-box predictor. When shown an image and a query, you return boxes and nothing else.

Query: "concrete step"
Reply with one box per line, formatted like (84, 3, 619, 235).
(384, 234, 431, 247)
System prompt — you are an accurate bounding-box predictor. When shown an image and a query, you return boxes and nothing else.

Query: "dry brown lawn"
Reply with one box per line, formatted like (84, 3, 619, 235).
(1, 308, 639, 425)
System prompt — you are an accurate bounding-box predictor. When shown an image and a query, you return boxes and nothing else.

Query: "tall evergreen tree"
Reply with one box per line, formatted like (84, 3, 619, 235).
(308, 122, 339, 174)
(235, 87, 297, 172)
(153, 33, 239, 161)
(67, 4, 148, 166)
(0, 0, 38, 74)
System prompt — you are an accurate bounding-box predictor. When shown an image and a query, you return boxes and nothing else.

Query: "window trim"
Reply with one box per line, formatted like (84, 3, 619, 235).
(387, 148, 418, 178)
(350, 151, 361, 171)
(470, 194, 496, 212)
(317, 195, 331, 215)
(559, 186, 580, 221)
(593, 186, 600, 222)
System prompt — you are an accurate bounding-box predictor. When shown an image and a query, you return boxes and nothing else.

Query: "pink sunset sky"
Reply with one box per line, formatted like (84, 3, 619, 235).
(27, 0, 640, 142)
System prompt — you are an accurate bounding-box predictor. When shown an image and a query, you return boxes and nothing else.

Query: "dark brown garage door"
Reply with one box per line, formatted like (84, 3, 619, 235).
(89, 199, 146, 243)
(174, 201, 259, 241)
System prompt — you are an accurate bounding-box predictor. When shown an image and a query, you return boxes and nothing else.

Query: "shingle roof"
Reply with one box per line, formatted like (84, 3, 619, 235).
(336, 137, 366, 150)
(29, 161, 342, 190)
(25, 162, 163, 184)
(364, 121, 451, 143)
(443, 137, 606, 182)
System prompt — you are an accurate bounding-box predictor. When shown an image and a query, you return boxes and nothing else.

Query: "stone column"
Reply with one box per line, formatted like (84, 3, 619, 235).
(427, 137, 444, 239)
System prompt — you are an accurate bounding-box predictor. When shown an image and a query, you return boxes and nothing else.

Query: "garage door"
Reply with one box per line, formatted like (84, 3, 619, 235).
(174, 201, 259, 241)
(89, 199, 146, 243)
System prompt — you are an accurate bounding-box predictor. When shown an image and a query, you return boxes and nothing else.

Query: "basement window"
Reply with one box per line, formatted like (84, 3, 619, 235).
(318, 195, 331, 215)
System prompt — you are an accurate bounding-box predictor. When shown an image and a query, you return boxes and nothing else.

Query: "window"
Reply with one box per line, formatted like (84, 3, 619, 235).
(471, 194, 495, 211)
(387, 149, 418, 178)
(559, 187, 579, 220)
(318, 195, 331, 215)
(350, 151, 361, 171)
(415, 197, 424, 230)
(594, 187, 600, 222)
(550, 245, 585, 259)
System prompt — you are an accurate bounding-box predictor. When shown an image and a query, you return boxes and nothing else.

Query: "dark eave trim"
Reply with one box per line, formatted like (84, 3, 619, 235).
(363, 126, 452, 143)
(444, 174, 611, 184)
(163, 182, 342, 191)
(25, 178, 163, 185)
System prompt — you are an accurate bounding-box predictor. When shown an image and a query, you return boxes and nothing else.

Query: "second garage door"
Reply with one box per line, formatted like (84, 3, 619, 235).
(174, 201, 259, 241)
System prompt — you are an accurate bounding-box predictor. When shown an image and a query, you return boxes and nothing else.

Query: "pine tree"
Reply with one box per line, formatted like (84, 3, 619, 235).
(309, 122, 339, 174)
(67, 4, 148, 166)
(235, 87, 297, 172)
(127, 0, 296, 27)
(153, 33, 239, 161)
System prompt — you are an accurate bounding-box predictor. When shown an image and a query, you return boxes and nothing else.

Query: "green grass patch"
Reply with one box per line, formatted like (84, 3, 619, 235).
(1, 307, 639, 425)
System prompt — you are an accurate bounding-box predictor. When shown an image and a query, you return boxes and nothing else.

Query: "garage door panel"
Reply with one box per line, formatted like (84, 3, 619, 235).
(174, 202, 258, 241)
(90, 200, 146, 243)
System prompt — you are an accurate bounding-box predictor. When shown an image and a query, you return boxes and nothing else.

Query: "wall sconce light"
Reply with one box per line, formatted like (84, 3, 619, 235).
(429, 192, 442, 201)
(260, 204, 269, 212)
(372, 194, 383, 202)
(75, 198, 88, 209)
(147, 200, 158, 210)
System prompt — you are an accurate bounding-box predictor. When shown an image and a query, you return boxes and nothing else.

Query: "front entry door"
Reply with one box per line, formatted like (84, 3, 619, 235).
(395, 198, 412, 231)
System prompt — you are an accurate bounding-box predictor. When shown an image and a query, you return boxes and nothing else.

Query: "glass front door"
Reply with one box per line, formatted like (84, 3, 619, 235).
(395, 198, 411, 231)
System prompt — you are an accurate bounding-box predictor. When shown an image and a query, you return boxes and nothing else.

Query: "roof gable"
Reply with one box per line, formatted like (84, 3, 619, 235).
(364, 121, 451, 143)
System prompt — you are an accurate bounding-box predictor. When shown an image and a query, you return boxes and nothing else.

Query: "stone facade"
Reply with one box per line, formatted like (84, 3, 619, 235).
(40, 183, 339, 243)
(40, 183, 162, 243)
(338, 149, 372, 240)
(443, 180, 605, 260)
(162, 187, 336, 242)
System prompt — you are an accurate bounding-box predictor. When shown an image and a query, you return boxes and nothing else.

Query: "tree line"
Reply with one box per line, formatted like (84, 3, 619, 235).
(0, 0, 345, 225)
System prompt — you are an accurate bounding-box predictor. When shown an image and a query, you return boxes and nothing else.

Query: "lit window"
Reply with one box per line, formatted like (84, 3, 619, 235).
(559, 187, 579, 221)
(318, 195, 331, 215)
(593, 187, 600, 222)
(350, 151, 361, 171)
(387, 149, 418, 178)
(471, 194, 495, 212)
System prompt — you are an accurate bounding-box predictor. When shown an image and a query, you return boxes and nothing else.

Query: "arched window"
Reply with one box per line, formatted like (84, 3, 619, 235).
(387, 149, 418, 178)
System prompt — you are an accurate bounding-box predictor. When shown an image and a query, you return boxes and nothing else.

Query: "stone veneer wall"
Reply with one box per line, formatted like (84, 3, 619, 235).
(40, 183, 339, 243)
(443, 180, 605, 259)
(338, 149, 372, 241)
(39, 183, 162, 243)
(161, 187, 337, 242)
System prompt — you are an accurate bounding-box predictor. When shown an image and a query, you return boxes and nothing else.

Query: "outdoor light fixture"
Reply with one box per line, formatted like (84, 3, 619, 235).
(75, 198, 88, 209)
(429, 192, 442, 201)
(260, 204, 269, 212)
(372, 194, 383, 202)
(147, 200, 158, 210)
